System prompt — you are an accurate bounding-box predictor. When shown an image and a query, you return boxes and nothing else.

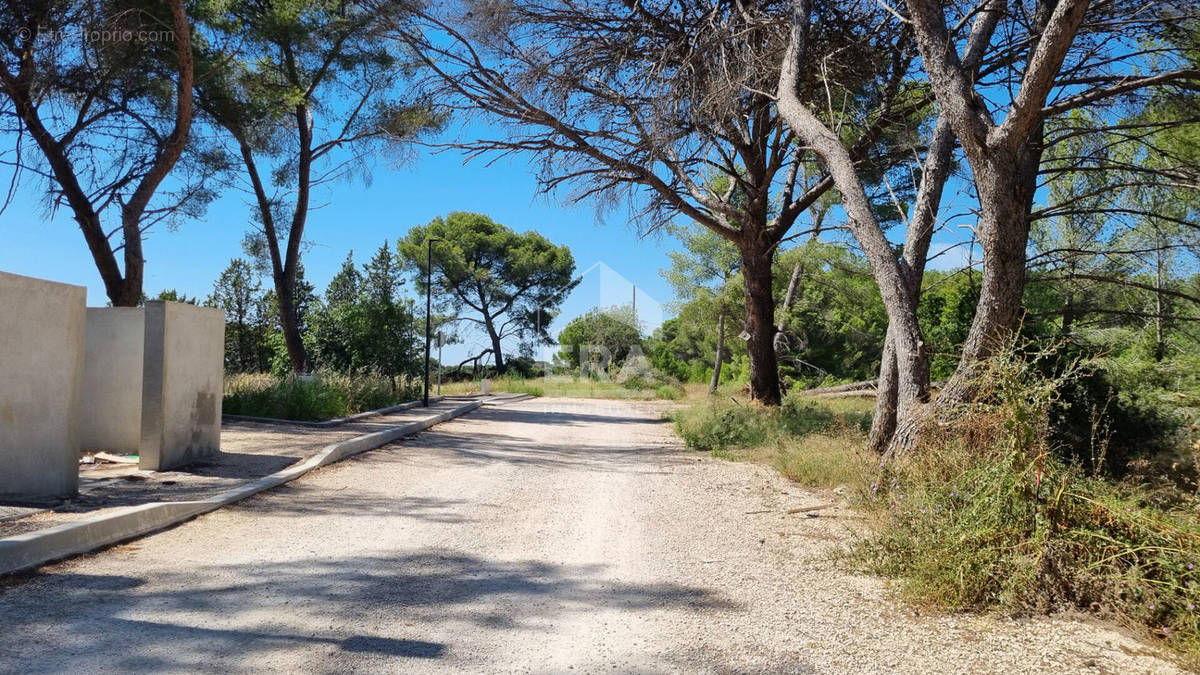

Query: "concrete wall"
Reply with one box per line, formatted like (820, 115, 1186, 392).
(0, 271, 85, 500)
(80, 308, 145, 454)
(139, 301, 225, 471)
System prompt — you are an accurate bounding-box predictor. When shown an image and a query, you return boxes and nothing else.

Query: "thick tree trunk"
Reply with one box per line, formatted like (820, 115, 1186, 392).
(740, 247, 782, 405)
(867, 328, 899, 455)
(935, 141, 1040, 406)
(905, 0, 1088, 418)
(487, 321, 507, 375)
(274, 274, 307, 373)
(709, 308, 726, 394)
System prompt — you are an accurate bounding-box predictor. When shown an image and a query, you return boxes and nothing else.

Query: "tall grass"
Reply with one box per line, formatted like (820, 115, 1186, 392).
(851, 344, 1200, 664)
(672, 393, 874, 488)
(224, 371, 418, 421)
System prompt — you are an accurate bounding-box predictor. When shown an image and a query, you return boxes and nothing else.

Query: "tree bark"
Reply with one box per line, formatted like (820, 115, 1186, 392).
(487, 319, 507, 375)
(906, 0, 1087, 412)
(865, 116, 956, 454)
(867, 327, 900, 455)
(935, 138, 1042, 405)
(778, 0, 929, 438)
(740, 246, 782, 406)
(710, 308, 726, 394)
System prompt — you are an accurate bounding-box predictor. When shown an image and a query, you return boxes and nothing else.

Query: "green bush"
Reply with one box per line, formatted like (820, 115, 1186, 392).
(779, 394, 839, 435)
(674, 396, 874, 453)
(673, 402, 775, 452)
(224, 371, 417, 421)
(655, 385, 681, 400)
(853, 344, 1200, 664)
(620, 375, 655, 391)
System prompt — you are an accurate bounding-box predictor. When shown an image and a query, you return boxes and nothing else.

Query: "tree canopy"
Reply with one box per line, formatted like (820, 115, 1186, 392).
(399, 212, 577, 374)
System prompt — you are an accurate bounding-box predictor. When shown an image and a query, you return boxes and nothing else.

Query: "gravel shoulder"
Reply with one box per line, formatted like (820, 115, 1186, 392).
(0, 397, 1184, 673)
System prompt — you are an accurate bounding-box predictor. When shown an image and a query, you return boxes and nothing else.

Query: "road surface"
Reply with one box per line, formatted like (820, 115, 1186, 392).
(0, 398, 1181, 673)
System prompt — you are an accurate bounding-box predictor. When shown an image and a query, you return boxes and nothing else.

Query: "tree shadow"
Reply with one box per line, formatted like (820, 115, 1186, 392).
(388, 425, 692, 474)
(478, 405, 672, 428)
(0, 551, 737, 672)
(238, 485, 485, 523)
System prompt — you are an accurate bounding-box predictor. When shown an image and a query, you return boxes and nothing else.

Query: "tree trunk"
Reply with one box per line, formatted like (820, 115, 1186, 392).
(774, 262, 802, 357)
(740, 246, 782, 405)
(867, 328, 899, 455)
(709, 308, 726, 394)
(275, 274, 307, 373)
(935, 140, 1041, 406)
(486, 318, 507, 375)
(869, 118, 955, 455)
(776, 4, 930, 439)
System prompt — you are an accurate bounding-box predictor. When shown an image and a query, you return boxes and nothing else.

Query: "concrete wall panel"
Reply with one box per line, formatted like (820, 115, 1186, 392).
(80, 308, 144, 454)
(0, 271, 85, 500)
(139, 301, 225, 471)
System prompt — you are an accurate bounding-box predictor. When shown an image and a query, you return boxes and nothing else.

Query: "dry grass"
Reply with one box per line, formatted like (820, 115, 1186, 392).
(722, 432, 872, 489)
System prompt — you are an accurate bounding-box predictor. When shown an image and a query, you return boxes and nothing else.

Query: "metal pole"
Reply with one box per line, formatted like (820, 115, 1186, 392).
(424, 238, 434, 407)
(437, 332, 443, 395)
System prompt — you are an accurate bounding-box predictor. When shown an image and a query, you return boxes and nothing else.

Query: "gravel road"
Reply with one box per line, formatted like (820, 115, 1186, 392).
(0, 397, 1183, 673)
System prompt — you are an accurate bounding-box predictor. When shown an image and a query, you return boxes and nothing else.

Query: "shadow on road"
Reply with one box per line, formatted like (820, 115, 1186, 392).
(0, 551, 736, 672)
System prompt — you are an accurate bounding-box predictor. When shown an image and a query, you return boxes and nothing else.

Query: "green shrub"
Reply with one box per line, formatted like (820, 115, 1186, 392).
(620, 375, 655, 391)
(674, 395, 874, 453)
(673, 402, 776, 452)
(853, 343, 1200, 664)
(655, 385, 681, 400)
(779, 394, 838, 435)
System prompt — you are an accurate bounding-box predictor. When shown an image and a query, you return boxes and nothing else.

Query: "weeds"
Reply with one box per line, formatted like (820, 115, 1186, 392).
(224, 371, 417, 421)
(851, 341, 1200, 664)
(674, 392, 874, 454)
(672, 393, 874, 488)
(440, 375, 682, 401)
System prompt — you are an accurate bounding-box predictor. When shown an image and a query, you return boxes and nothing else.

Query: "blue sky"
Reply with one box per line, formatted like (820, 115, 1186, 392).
(0, 120, 973, 365)
(0, 133, 680, 323)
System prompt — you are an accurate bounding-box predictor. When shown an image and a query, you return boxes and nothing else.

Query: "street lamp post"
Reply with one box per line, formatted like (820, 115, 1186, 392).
(423, 237, 443, 407)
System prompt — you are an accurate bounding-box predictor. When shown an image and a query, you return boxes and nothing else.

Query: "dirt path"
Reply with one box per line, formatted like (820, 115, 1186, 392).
(0, 398, 1182, 673)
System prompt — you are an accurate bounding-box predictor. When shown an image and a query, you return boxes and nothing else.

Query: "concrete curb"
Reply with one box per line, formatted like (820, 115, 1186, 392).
(481, 393, 535, 406)
(0, 400, 482, 576)
(221, 396, 448, 428)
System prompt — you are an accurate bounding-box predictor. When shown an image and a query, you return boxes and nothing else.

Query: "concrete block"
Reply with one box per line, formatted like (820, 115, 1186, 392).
(80, 307, 145, 454)
(139, 301, 225, 471)
(0, 271, 85, 500)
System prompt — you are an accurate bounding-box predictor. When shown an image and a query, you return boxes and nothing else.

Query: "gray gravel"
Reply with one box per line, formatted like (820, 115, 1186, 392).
(0, 397, 1184, 673)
